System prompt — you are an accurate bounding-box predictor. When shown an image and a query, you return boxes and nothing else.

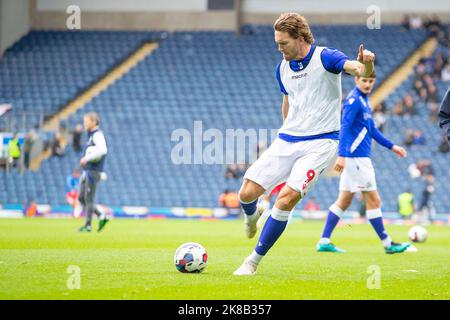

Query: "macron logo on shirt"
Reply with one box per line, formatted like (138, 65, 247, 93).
(292, 73, 308, 80)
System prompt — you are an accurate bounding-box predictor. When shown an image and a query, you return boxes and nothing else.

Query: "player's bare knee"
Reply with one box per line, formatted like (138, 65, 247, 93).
(239, 180, 264, 202)
(238, 186, 257, 203)
(276, 189, 301, 211)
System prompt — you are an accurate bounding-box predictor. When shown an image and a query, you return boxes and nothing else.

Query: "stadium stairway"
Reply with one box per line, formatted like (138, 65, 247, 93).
(29, 42, 159, 171)
(370, 37, 437, 106)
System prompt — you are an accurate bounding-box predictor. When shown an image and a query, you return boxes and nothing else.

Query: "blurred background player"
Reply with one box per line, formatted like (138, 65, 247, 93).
(234, 12, 377, 275)
(317, 73, 411, 254)
(8, 133, 21, 169)
(72, 124, 84, 154)
(418, 174, 436, 224)
(66, 168, 82, 218)
(78, 112, 109, 232)
(397, 189, 415, 221)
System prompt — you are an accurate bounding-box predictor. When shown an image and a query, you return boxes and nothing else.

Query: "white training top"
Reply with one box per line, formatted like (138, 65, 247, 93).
(277, 46, 344, 138)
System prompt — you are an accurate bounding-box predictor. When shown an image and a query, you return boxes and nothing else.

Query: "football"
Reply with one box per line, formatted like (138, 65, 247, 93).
(408, 226, 428, 243)
(174, 242, 208, 273)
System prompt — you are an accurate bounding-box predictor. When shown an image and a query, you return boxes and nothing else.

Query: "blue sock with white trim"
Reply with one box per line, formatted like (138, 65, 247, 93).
(320, 204, 344, 243)
(367, 208, 391, 247)
(254, 207, 290, 256)
(240, 198, 257, 216)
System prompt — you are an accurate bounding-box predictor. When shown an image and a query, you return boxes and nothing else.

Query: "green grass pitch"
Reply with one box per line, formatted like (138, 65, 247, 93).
(0, 218, 449, 299)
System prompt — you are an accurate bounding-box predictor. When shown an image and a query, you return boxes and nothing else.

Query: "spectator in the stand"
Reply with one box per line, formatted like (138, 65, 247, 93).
(373, 103, 387, 132)
(441, 63, 450, 82)
(303, 197, 320, 211)
(404, 129, 415, 147)
(415, 62, 427, 82)
(392, 100, 405, 116)
(225, 163, 246, 180)
(428, 101, 439, 123)
(433, 53, 445, 78)
(423, 73, 434, 88)
(412, 130, 426, 145)
(409, 14, 423, 29)
(72, 124, 83, 153)
(421, 159, 434, 176)
(51, 132, 65, 157)
(219, 190, 240, 209)
(425, 79, 438, 104)
(418, 87, 428, 103)
(8, 133, 21, 168)
(407, 161, 422, 179)
(225, 163, 240, 179)
(375, 101, 387, 113)
(416, 160, 424, 175)
(400, 15, 411, 31)
(23, 130, 35, 170)
(407, 159, 434, 179)
(403, 94, 416, 116)
(436, 29, 450, 48)
(236, 163, 247, 177)
(413, 79, 423, 95)
(424, 14, 442, 34)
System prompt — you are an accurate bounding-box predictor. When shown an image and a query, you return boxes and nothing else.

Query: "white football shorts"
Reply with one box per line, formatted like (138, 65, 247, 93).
(339, 157, 377, 192)
(244, 137, 338, 197)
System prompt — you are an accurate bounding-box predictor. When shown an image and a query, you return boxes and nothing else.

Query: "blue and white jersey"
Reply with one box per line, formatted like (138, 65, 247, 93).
(276, 45, 348, 141)
(338, 87, 393, 158)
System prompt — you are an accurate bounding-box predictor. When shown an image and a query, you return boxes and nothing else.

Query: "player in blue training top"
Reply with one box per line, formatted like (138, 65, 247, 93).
(317, 72, 411, 254)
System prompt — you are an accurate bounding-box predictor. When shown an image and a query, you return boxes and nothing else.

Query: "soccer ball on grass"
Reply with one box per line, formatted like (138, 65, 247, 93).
(408, 226, 428, 243)
(174, 242, 208, 273)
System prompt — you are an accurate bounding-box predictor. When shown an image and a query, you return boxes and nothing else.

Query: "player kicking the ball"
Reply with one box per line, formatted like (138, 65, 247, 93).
(316, 73, 411, 254)
(234, 13, 378, 275)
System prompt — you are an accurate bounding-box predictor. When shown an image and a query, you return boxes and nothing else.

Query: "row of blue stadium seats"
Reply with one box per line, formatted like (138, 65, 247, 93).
(3, 26, 448, 212)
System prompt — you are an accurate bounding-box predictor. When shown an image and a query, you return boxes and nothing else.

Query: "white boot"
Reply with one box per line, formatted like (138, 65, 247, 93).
(233, 259, 257, 276)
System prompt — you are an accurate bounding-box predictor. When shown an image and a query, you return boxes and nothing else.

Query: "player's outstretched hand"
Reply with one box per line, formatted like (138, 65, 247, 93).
(333, 156, 345, 174)
(392, 145, 407, 158)
(357, 44, 375, 64)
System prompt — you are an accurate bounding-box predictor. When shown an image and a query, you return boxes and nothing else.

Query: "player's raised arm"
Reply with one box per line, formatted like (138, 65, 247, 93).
(343, 44, 375, 77)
